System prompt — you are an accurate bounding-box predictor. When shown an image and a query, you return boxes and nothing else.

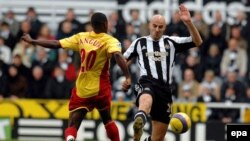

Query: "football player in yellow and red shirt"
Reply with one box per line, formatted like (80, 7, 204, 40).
(22, 12, 131, 141)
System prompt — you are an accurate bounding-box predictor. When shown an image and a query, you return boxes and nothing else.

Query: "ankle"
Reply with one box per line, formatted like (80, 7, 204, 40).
(134, 110, 147, 125)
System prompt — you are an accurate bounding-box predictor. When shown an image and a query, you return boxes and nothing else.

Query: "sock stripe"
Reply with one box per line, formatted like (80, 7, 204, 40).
(134, 110, 147, 124)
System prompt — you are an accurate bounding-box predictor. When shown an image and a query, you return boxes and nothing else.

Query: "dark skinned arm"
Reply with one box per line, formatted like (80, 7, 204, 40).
(21, 33, 61, 49)
(113, 51, 131, 91)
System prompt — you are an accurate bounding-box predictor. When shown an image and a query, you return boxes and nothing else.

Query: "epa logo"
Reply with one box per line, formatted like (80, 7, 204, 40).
(231, 131, 247, 138)
(227, 124, 250, 141)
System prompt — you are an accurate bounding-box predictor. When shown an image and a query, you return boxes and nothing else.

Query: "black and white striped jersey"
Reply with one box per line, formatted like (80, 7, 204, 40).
(123, 35, 195, 84)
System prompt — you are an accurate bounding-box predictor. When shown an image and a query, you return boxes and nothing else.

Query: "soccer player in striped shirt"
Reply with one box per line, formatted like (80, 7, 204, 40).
(124, 4, 203, 141)
(22, 12, 131, 141)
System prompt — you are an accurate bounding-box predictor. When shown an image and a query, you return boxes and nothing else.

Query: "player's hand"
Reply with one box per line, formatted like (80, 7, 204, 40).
(179, 4, 191, 24)
(122, 77, 131, 92)
(21, 33, 33, 44)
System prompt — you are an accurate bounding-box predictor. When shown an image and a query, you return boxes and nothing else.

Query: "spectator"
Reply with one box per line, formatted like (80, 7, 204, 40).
(57, 49, 77, 84)
(202, 24, 227, 57)
(28, 66, 47, 98)
(129, 9, 148, 36)
(235, 11, 250, 47)
(12, 54, 31, 80)
(3, 10, 19, 36)
(38, 24, 57, 62)
(81, 10, 94, 32)
(197, 85, 218, 120)
(123, 23, 140, 42)
(108, 11, 126, 41)
(181, 53, 202, 81)
(192, 11, 209, 39)
(220, 38, 247, 78)
(202, 44, 222, 76)
(235, 11, 249, 30)
(113, 75, 132, 100)
(178, 69, 200, 101)
(38, 24, 55, 40)
(0, 37, 11, 64)
(210, 10, 229, 40)
(6, 65, 28, 99)
(16, 20, 36, 41)
(45, 66, 71, 99)
(112, 74, 125, 92)
(32, 46, 55, 78)
(56, 22, 77, 70)
(199, 70, 221, 101)
(58, 8, 81, 34)
(83, 23, 93, 32)
(220, 71, 246, 102)
(12, 40, 35, 68)
(0, 22, 16, 49)
(188, 45, 200, 57)
(230, 25, 248, 51)
(219, 87, 240, 123)
(114, 91, 126, 102)
(165, 10, 188, 36)
(122, 38, 132, 52)
(56, 21, 74, 40)
(26, 7, 43, 38)
(177, 89, 196, 102)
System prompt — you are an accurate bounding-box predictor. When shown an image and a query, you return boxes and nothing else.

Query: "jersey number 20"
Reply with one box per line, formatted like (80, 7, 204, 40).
(80, 49, 97, 72)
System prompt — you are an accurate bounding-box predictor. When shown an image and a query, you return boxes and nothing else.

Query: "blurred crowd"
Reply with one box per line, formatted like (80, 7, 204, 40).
(1, 7, 250, 122)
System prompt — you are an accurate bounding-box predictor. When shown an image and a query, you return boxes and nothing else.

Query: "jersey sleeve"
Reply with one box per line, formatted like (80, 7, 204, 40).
(107, 38, 122, 55)
(59, 34, 80, 51)
(123, 39, 138, 60)
(168, 36, 196, 53)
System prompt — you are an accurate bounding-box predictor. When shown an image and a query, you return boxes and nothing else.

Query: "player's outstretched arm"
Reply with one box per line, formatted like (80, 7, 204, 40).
(21, 33, 61, 49)
(179, 4, 203, 47)
(113, 52, 131, 91)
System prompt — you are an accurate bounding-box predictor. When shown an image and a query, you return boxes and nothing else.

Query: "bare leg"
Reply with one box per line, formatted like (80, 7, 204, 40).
(99, 108, 120, 141)
(65, 108, 88, 141)
(133, 93, 153, 141)
(151, 120, 168, 141)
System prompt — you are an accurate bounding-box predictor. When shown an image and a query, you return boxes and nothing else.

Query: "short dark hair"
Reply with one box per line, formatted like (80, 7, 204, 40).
(27, 7, 36, 13)
(1, 22, 9, 27)
(91, 12, 107, 31)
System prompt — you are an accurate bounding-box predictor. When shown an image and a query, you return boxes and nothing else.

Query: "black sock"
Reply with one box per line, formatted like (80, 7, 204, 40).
(134, 110, 147, 125)
(144, 136, 151, 141)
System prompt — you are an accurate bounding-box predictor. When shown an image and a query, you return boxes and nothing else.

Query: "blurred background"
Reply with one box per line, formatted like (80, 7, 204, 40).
(0, 0, 250, 141)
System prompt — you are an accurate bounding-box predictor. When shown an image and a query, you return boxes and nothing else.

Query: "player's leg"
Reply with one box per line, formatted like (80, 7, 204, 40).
(96, 81, 119, 141)
(151, 120, 168, 141)
(149, 93, 172, 141)
(144, 136, 151, 141)
(99, 108, 120, 141)
(133, 93, 153, 141)
(65, 108, 88, 141)
(144, 136, 152, 141)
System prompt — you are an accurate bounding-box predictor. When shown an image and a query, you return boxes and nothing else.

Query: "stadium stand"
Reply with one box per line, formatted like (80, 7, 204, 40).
(0, 0, 115, 32)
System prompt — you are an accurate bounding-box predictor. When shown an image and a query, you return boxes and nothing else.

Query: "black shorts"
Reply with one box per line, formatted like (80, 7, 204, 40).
(134, 76, 173, 124)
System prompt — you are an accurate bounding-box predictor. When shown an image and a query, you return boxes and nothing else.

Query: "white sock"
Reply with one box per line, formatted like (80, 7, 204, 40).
(67, 135, 75, 141)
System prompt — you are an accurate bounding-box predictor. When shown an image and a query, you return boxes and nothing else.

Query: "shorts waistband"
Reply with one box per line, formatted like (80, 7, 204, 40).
(140, 75, 170, 86)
